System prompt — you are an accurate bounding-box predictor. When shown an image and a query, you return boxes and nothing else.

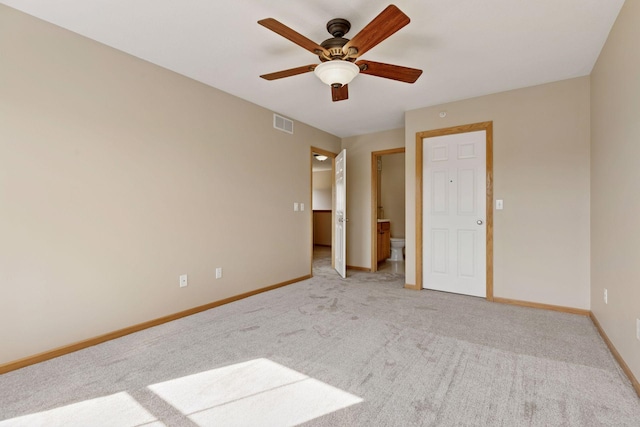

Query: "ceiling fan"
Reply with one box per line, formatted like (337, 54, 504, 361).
(258, 4, 423, 102)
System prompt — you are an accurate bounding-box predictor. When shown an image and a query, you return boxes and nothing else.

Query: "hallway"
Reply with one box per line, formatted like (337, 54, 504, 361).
(313, 245, 405, 281)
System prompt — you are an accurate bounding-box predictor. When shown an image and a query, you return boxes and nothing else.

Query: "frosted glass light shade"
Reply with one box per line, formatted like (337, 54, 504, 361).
(314, 61, 360, 87)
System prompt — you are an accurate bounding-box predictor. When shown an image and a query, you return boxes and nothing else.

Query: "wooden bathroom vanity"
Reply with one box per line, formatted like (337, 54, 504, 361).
(377, 220, 391, 263)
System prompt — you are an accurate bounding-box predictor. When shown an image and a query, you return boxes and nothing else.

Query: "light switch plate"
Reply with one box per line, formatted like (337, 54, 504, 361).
(179, 274, 188, 288)
(300, 203, 305, 211)
(496, 199, 504, 210)
(294, 202, 299, 212)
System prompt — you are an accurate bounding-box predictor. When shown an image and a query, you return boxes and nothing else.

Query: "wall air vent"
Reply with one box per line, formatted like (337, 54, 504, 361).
(273, 114, 294, 134)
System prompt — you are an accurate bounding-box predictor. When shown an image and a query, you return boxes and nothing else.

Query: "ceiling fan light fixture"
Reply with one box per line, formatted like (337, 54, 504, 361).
(314, 60, 359, 88)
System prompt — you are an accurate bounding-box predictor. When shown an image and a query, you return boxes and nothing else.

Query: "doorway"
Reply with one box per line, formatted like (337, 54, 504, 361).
(415, 122, 494, 299)
(371, 148, 405, 274)
(311, 147, 337, 274)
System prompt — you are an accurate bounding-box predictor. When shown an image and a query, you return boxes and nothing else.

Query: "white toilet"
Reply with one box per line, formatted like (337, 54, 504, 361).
(387, 238, 405, 262)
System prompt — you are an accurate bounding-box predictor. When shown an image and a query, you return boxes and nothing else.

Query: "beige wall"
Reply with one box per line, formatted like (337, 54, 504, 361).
(380, 153, 406, 238)
(0, 6, 340, 364)
(590, 0, 640, 382)
(312, 170, 332, 210)
(342, 128, 404, 269)
(405, 77, 591, 309)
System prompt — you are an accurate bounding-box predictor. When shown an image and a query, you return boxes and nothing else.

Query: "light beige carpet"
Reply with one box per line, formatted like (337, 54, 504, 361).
(0, 249, 638, 426)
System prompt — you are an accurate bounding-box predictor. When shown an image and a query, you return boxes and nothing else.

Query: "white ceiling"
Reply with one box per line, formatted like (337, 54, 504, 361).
(1, 0, 625, 138)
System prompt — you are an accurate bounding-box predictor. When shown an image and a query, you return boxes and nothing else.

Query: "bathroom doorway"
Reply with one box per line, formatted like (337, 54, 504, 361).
(311, 147, 337, 274)
(371, 148, 405, 274)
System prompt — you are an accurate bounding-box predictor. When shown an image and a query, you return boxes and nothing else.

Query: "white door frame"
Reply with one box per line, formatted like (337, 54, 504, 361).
(414, 122, 494, 299)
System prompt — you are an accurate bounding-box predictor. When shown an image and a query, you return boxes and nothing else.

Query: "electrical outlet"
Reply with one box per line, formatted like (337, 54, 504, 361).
(636, 319, 640, 341)
(216, 267, 222, 279)
(179, 274, 188, 288)
(604, 288, 608, 304)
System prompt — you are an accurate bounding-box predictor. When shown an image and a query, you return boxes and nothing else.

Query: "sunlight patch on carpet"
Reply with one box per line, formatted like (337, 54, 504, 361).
(0, 392, 163, 427)
(148, 358, 363, 426)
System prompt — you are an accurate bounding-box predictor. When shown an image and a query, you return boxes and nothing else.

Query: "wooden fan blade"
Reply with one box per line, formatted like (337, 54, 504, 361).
(356, 60, 422, 83)
(260, 65, 317, 81)
(342, 5, 410, 58)
(332, 85, 349, 102)
(259, 18, 329, 56)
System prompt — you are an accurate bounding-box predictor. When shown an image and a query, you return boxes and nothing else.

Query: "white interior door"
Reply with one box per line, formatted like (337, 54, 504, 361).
(334, 149, 347, 278)
(423, 131, 486, 297)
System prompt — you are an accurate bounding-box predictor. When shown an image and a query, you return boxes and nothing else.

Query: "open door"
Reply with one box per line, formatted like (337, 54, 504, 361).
(334, 149, 347, 278)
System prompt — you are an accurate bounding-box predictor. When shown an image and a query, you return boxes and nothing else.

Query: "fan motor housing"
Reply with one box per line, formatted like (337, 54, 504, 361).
(318, 18, 356, 62)
(320, 37, 351, 61)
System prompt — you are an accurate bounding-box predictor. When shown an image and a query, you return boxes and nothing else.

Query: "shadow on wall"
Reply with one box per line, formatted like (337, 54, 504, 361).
(378, 152, 405, 239)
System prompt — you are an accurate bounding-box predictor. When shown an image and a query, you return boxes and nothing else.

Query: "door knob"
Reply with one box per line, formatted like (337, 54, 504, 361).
(477, 219, 483, 225)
